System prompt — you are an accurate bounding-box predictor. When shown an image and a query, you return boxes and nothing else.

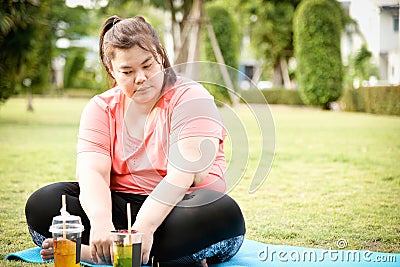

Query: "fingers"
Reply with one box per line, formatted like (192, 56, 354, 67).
(201, 259, 208, 267)
(142, 248, 150, 265)
(141, 234, 153, 265)
(140, 237, 149, 264)
(142, 240, 150, 264)
(41, 238, 53, 249)
(40, 249, 54, 260)
(90, 240, 113, 264)
(110, 243, 115, 266)
(130, 226, 154, 265)
(90, 245, 109, 264)
(40, 239, 54, 260)
(90, 242, 98, 263)
(101, 243, 112, 265)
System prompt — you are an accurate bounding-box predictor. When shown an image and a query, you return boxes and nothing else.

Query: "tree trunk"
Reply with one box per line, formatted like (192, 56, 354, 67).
(173, 0, 194, 65)
(168, 0, 180, 60)
(272, 61, 283, 87)
(186, 0, 202, 63)
(252, 61, 264, 84)
(206, 13, 238, 106)
(27, 90, 34, 112)
(280, 57, 291, 89)
(179, 0, 203, 80)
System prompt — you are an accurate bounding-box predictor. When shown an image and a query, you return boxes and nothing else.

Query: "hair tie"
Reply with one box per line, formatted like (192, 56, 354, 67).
(113, 17, 121, 26)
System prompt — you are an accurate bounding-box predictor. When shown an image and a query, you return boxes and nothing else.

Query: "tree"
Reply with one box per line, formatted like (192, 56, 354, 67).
(0, 0, 92, 107)
(100, 0, 214, 64)
(204, 5, 239, 69)
(63, 48, 87, 88)
(0, 0, 51, 104)
(293, 0, 344, 109)
(237, 0, 301, 87)
(50, 1, 94, 92)
(352, 45, 379, 83)
(202, 4, 240, 103)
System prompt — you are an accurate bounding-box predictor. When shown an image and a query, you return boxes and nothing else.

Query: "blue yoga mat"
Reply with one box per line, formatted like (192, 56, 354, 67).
(6, 239, 400, 266)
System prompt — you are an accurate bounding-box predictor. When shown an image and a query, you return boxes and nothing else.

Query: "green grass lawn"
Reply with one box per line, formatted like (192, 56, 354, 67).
(0, 97, 399, 266)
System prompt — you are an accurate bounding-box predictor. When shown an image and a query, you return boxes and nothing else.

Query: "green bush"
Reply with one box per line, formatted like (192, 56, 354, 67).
(293, 0, 343, 108)
(340, 86, 400, 116)
(203, 4, 240, 104)
(205, 5, 239, 69)
(63, 49, 86, 88)
(239, 88, 304, 105)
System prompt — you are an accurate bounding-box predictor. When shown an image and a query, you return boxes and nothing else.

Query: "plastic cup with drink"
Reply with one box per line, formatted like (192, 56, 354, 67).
(111, 230, 142, 267)
(111, 203, 142, 267)
(49, 195, 84, 267)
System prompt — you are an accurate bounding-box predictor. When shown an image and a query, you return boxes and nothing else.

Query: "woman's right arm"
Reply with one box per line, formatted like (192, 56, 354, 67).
(77, 151, 114, 264)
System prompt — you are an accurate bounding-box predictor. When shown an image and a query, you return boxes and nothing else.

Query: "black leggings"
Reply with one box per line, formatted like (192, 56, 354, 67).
(25, 182, 245, 262)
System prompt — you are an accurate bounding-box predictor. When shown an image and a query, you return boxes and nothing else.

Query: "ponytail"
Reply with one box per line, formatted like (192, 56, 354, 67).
(99, 15, 121, 79)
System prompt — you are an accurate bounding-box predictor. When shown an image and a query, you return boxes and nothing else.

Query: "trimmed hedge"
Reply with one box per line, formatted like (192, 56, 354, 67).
(340, 86, 400, 116)
(293, 0, 343, 108)
(239, 88, 304, 105)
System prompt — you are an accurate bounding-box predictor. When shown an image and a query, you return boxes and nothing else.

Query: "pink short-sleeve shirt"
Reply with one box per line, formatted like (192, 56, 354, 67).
(77, 77, 226, 194)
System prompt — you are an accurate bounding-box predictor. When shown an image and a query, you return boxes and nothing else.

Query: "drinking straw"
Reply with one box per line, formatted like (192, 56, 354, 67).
(127, 203, 132, 244)
(62, 195, 67, 239)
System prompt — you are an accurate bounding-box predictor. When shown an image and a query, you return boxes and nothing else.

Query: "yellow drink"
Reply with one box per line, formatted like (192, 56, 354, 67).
(114, 244, 132, 267)
(54, 238, 79, 267)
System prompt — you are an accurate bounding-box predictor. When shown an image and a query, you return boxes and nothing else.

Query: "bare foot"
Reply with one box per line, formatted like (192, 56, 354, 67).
(201, 259, 208, 267)
(40, 238, 54, 260)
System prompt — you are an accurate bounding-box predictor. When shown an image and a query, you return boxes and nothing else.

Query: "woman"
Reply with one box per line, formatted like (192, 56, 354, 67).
(25, 16, 245, 266)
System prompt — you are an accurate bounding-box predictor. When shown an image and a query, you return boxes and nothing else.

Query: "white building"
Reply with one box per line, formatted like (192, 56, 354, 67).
(341, 0, 400, 85)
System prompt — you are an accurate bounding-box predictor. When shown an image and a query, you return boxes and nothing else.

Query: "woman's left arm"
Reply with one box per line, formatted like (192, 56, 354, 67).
(132, 136, 219, 264)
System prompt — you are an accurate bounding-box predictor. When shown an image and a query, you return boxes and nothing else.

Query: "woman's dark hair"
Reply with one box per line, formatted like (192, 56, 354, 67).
(99, 15, 176, 88)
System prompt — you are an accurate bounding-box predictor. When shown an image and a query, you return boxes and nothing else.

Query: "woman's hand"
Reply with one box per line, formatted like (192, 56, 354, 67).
(89, 223, 114, 265)
(132, 224, 154, 265)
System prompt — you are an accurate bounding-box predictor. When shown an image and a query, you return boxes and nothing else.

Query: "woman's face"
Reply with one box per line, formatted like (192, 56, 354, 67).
(110, 46, 164, 103)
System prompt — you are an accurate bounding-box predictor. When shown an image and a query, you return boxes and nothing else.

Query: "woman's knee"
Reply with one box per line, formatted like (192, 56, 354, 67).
(26, 182, 78, 211)
(25, 182, 80, 234)
(181, 189, 246, 234)
(152, 190, 245, 260)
